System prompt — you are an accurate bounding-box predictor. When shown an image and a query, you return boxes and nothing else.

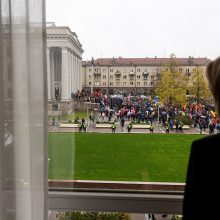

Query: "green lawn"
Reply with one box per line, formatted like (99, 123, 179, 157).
(48, 111, 87, 121)
(48, 133, 204, 183)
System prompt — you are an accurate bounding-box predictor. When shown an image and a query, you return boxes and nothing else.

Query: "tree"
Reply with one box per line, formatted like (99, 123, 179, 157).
(188, 66, 212, 101)
(156, 54, 187, 106)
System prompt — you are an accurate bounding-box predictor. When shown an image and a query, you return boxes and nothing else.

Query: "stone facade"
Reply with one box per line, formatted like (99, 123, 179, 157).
(46, 23, 84, 113)
(82, 57, 211, 96)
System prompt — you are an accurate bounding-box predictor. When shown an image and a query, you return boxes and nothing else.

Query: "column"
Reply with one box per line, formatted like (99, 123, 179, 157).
(61, 47, 69, 101)
(79, 59, 82, 91)
(74, 54, 78, 93)
(47, 47, 51, 100)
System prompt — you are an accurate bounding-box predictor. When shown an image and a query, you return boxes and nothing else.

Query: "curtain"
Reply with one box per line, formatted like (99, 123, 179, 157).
(0, 0, 47, 219)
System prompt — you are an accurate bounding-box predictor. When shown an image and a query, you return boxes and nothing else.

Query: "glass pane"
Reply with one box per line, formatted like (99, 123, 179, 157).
(46, 0, 217, 193)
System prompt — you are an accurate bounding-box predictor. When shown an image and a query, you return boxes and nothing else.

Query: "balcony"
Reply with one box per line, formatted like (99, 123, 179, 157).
(129, 71, 135, 75)
(94, 72, 101, 76)
(115, 70, 121, 76)
(143, 72, 149, 77)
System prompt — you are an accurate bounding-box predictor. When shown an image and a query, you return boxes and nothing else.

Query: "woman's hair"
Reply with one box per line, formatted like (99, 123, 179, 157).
(206, 57, 220, 114)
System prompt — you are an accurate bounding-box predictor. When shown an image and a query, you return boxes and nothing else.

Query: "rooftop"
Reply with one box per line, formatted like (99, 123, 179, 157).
(83, 57, 211, 67)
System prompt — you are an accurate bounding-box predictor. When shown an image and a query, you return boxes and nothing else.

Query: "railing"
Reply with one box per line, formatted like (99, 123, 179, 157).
(48, 180, 184, 214)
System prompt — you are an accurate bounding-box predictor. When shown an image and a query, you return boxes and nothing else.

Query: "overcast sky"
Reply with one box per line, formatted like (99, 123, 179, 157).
(46, 0, 220, 61)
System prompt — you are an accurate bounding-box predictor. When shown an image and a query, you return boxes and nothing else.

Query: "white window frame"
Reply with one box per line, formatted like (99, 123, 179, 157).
(49, 183, 184, 214)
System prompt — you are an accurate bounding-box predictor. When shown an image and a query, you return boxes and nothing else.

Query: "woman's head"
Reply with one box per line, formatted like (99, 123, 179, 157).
(206, 57, 220, 114)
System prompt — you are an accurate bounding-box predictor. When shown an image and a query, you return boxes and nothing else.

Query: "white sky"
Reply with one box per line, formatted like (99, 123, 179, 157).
(46, 0, 220, 61)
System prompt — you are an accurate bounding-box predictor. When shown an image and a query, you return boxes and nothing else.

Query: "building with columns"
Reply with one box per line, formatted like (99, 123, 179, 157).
(82, 57, 211, 96)
(47, 23, 83, 111)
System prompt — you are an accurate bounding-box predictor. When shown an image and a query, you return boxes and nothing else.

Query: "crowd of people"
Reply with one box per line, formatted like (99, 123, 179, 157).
(89, 93, 219, 134)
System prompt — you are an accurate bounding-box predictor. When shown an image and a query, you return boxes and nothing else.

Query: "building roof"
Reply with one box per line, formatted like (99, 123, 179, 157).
(83, 57, 211, 67)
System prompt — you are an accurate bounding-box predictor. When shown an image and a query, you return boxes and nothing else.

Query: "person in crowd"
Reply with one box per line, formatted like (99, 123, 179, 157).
(183, 57, 220, 220)
(127, 123, 133, 133)
(165, 123, 169, 133)
(82, 121, 87, 132)
(150, 123, 154, 133)
(78, 123, 82, 132)
(111, 122, 116, 133)
(120, 116, 125, 132)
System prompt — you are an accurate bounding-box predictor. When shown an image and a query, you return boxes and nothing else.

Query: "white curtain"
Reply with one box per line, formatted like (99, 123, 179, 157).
(0, 0, 47, 220)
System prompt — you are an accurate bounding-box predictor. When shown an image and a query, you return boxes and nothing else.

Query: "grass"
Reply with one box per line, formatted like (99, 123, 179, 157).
(48, 133, 204, 183)
(48, 111, 88, 121)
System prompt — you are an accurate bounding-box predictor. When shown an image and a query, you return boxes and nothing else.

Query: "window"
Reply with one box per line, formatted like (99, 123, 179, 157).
(89, 75, 92, 79)
(89, 81, 91, 85)
(44, 0, 216, 217)
(89, 68, 92, 72)
(52, 104, 58, 111)
(94, 68, 101, 73)
(95, 75, 100, 79)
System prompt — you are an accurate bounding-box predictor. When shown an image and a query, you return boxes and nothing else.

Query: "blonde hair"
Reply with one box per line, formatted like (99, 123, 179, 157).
(206, 57, 220, 114)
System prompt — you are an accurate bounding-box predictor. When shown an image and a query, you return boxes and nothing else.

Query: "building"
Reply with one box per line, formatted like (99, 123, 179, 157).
(47, 22, 84, 111)
(82, 57, 211, 96)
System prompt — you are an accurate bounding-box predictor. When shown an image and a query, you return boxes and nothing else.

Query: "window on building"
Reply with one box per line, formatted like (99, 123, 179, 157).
(137, 75, 140, 79)
(95, 82, 100, 86)
(103, 69, 107, 73)
(110, 75, 113, 79)
(137, 82, 140, 86)
(110, 82, 113, 86)
(123, 82, 126, 86)
(89, 68, 92, 72)
(103, 82, 106, 86)
(110, 69, 113, 72)
(123, 75, 127, 79)
(137, 68, 141, 72)
(116, 82, 120, 86)
(130, 82, 133, 85)
(89, 75, 92, 79)
(94, 68, 101, 73)
(52, 104, 58, 111)
(144, 82, 147, 86)
(89, 82, 91, 85)
(103, 75, 106, 79)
